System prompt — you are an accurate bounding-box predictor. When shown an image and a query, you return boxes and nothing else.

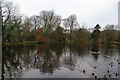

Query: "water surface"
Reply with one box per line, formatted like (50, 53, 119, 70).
(2, 44, 119, 78)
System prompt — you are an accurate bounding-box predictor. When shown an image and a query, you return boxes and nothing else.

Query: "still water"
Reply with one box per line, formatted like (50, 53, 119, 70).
(2, 43, 119, 78)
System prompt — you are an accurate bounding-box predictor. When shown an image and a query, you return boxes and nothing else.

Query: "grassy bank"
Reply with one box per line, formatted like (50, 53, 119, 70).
(3, 41, 120, 46)
(3, 41, 37, 46)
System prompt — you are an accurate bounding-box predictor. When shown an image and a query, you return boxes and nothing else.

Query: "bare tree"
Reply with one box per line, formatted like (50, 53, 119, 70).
(101, 24, 118, 44)
(39, 10, 61, 41)
(39, 10, 54, 30)
(1, 0, 21, 43)
(63, 14, 79, 43)
(30, 15, 40, 30)
(1, 1, 17, 30)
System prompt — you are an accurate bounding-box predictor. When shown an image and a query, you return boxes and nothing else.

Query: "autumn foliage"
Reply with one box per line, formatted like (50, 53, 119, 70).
(37, 44, 49, 56)
(36, 28, 49, 42)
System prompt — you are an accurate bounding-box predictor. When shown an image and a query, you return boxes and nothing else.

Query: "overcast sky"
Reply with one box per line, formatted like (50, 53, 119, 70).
(9, 0, 119, 28)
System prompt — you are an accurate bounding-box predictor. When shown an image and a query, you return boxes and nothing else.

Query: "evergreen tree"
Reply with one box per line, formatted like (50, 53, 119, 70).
(91, 24, 101, 43)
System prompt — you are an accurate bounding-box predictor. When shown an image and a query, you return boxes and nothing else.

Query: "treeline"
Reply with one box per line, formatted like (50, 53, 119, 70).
(1, 1, 120, 45)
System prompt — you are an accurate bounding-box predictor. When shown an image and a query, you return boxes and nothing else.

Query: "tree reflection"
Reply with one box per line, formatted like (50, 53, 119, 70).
(2, 46, 36, 78)
(2, 43, 117, 78)
(91, 43, 99, 52)
(61, 44, 77, 71)
(2, 44, 90, 78)
(91, 43, 100, 60)
(34, 44, 64, 74)
(102, 44, 116, 57)
(71, 43, 88, 57)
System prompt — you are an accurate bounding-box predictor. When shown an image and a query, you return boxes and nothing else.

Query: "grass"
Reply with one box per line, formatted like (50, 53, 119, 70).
(3, 40, 120, 46)
(3, 41, 37, 46)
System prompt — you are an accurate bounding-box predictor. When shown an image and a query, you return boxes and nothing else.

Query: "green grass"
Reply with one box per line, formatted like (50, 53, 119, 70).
(3, 41, 37, 46)
(3, 40, 120, 46)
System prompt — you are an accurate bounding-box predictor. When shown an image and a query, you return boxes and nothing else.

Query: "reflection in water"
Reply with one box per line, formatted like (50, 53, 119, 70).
(35, 44, 60, 74)
(2, 44, 119, 78)
(91, 43, 100, 60)
(91, 43, 99, 52)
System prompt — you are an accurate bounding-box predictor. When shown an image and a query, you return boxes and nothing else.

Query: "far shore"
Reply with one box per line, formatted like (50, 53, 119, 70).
(2, 41, 120, 46)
